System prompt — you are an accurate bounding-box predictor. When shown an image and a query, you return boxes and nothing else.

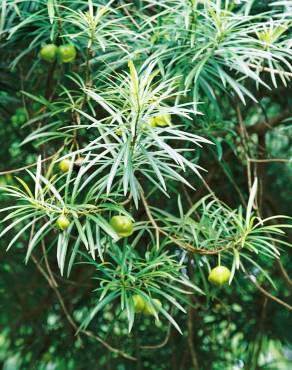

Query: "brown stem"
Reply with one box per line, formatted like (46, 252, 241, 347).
(248, 109, 290, 135)
(140, 191, 223, 255)
(31, 252, 137, 361)
(0, 150, 62, 175)
(187, 307, 200, 370)
(246, 273, 292, 311)
(41, 240, 58, 288)
(249, 158, 291, 164)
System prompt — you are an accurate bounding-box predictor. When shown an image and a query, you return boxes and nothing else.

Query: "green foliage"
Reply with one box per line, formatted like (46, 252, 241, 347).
(0, 0, 291, 369)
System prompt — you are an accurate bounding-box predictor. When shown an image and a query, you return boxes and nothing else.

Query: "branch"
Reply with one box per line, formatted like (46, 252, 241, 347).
(41, 240, 58, 288)
(187, 307, 200, 370)
(236, 104, 252, 192)
(248, 63, 292, 78)
(0, 146, 64, 175)
(247, 274, 292, 311)
(140, 190, 160, 249)
(32, 253, 137, 361)
(140, 324, 171, 350)
(140, 191, 224, 255)
(80, 330, 137, 361)
(249, 158, 291, 164)
(248, 110, 291, 135)
(277, 259, 292, 291)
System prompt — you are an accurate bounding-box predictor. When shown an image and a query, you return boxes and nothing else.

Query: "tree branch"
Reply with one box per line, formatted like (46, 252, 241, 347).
(248, 110, 291, 135)
(247, 273, 292, 311)
(32, 253, 137, 361)
(140, 191, 224, 255)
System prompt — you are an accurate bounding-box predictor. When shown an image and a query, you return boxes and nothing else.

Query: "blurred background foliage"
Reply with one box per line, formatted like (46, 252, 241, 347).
(0, 0, 291, 369)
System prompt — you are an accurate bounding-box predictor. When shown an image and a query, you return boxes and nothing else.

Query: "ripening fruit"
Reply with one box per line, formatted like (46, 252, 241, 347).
(144, 299, 162, 316)
(133, 295, 146, 313)
(58, 44, 77, 63)
(56, 215, 70, 231)
(110, 215, 134, 237)
(148, 117, 157, 127)
(154, 113, 171, 127)
(115, 127, 124, 136)
(40, 44, 58, 62)
(58, 159, 71, 173)
(208, 266, 231, 287)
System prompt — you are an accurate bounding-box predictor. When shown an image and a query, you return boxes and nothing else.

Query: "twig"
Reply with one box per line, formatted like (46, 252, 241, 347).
(187, 307, 200, 370)
(80, 329, 137, 361)
(249, 158, 291, 164)
(41, 240, 58, 288)
(248, 109, 290, 135)
(0, 153, 57, 175)
(236, 104, 252, 192)
(277, 259, 292, 290)
(0, 145, 65, 176)
(247, 274, 292, 311)
(31, 253, 78, 330)
(248, 63, 292, 78)
(120, 193, 133, 206)
(140, 191, 224, 255)
(32, 252, 136, 361)
(248, 297, 268, 370)
(140, 321, 172, 350)
(140, 190, 160, 249)
(121, 2, 141, 29)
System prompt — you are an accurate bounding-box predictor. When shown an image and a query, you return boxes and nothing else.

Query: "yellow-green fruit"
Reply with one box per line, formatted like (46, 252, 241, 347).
(56, 215, 70, 231)
(155, 113, 171, 127)
(58, 44, 77, 63)
(110, 215, 134, 237)
(208, 266, 231, 287)
(58, 159, 71, 173)
(115, 127, 124, 136)
(148, 117, 157, 127)
(144, 299, 162, 316)
(40, 44, 58, 62)
(133, 295, 146, 313)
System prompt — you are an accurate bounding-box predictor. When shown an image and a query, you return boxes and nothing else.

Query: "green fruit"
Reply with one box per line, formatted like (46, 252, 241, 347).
(148, 117, 157, 127)
(115, 127, 124, 136)
(144, 299, 162, 316)
(11, 108, 27, 126)
(110, 215, 134, 237)
(58, 159, 71, 173)
(208, 266, 231, 287)
(56, 215, 70, 231)
(133, 295, 146, 313)
(40, 44, 58, 62)
(58, 44, 77, 63)
(155, 113, 171, 127)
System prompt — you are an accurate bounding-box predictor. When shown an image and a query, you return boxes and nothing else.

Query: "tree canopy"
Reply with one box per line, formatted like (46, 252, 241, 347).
(0, 1, 291, 369)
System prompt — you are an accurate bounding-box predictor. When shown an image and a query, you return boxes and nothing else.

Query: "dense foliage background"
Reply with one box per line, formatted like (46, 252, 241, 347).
(0, 1, 291, 369)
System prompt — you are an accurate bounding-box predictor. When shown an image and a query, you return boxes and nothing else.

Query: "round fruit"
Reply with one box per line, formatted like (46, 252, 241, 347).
(56, 215, 70, 231)
(208, 266, 231, 287)
(133, 295, 146, 313)
(58, 44, 77, 63)
(110, 215, 134, 237)
(144, 299, 162, 316)
(148, 117, 157, 127)
(58, 159, 71, 173)
(155, 113, 171, 127)
(40, 44, 58, 62)
(115, 127, 124, 136)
